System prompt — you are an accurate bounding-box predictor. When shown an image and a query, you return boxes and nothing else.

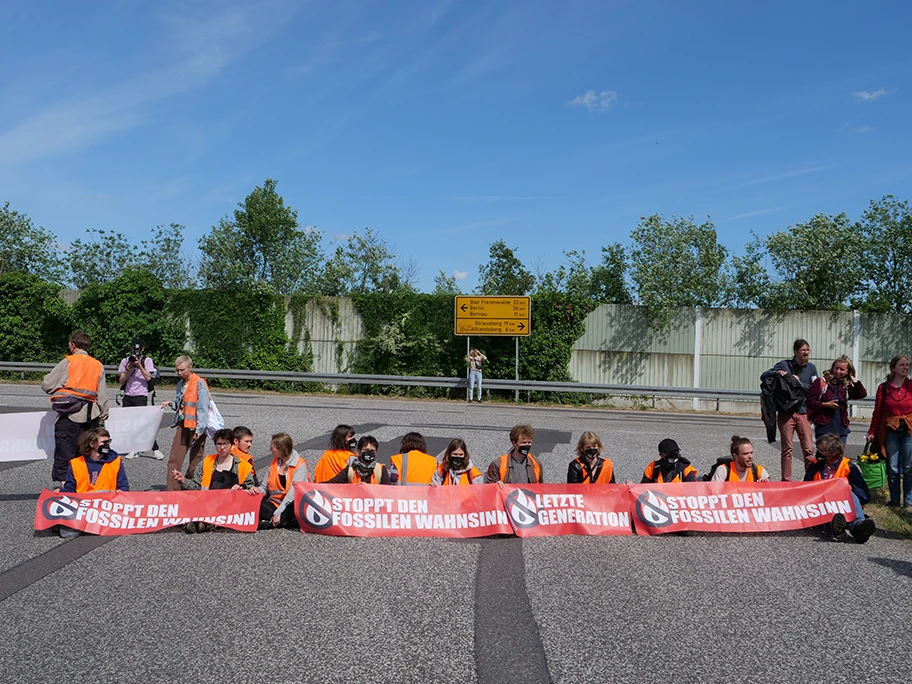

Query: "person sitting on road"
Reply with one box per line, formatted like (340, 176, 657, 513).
(432, 438, 483, 485)
(172, 428, 258, 533)
(484, 424, 544, 484)
(567, 431, 615, 484)
(642, 439, 698, 483)
(325, 436, 391, 484)
(59, 427, 129, 538)
(804, 433, 876, 544)
(260, 432, 310, 529)
(390, 431, 438, 485)
(710, 436, 770, 482)
(313, 424, 358, 483)
(231, 425, 255, 464)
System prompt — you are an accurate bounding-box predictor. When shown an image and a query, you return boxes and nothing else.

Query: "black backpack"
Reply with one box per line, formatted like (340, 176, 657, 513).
(703, 456, 758, 482)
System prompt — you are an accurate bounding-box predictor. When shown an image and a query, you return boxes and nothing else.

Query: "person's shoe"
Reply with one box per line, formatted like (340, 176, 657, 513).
(197, 522, 214, 533)
(824, 513, 847, 538)
(184, 522, 197, 534)
(123, 452, 138, 459)
(152, 450, 165, 461)
(852, 517, 876, 544)
(257, 521, 275, 531)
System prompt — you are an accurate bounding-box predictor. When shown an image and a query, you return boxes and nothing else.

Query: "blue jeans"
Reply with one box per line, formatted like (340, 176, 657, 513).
(469, 371, 482, 400)
(884, 428, 912, 506)
(848, 492, 865, 531)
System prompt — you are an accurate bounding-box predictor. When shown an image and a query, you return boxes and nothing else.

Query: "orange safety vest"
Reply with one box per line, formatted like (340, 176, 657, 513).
(231, 446, 254, 464)
(265, 457, 307, 506)
(574, 457, 614, 484)
(70, 456, 121, 493)
(391, 450, 438, 485)
(51, 354, 103, 403)
(181, 373, 208, 431)
(643, 460, 698, 483)
(199, 454, 253, 490)
(813, 457, 852, 481)
(347, 463, 383, 484)
(497, 453, 543, 483)
(314, 449, 354, 483)
(726, 463, 761, 482)
(437, 464, 483, 485)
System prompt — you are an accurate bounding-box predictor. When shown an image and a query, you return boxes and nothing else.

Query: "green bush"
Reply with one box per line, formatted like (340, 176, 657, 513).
(0, 272, 71, 362)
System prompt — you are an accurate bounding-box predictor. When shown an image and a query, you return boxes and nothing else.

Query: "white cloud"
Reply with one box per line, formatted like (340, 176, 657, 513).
(737, 165, 833, 187)
(853, 88, 888, 101)
(453, 270, 468, 280)
(724, 207, 784, 222)
(567, 90, 618, 112)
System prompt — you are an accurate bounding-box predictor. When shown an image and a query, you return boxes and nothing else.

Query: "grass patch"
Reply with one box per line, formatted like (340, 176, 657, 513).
(864, 488, 912, 540)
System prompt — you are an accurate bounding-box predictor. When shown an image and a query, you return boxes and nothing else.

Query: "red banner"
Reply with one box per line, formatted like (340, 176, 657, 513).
(502, 484, 632, 537)
(34, 489, 260, 535)
(627, 480, 856, 535)
(294, 483, 513, 537)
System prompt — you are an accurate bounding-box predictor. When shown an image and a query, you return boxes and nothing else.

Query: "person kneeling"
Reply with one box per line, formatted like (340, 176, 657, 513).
(171, 428, 258, 533)
(804, 433, 876, 543)
(326, 436, 391, 484)
(260, 432, 310, 529)
(432, 439, 483, 485)
(59, 427, 129, 539)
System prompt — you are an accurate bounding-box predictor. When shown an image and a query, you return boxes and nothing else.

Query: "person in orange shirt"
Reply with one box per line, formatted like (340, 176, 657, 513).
(432, 438, 483, 485)
(325, 436, 391, 484)
(567, 432, 615, 484)
(484, 424, 543, 484)
(641, 439, 698, 483)
(313, 424, 357, 482)
(260, 432, 310, 529)
(391, 432, 437, 485)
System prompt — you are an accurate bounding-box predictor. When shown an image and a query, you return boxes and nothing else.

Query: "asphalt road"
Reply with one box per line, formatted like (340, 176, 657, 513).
(0, 384, 909, 684)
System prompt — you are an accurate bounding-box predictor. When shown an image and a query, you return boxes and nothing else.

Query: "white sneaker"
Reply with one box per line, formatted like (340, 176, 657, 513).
(152, 450, 165, 461)
(124, 452, 138, 459)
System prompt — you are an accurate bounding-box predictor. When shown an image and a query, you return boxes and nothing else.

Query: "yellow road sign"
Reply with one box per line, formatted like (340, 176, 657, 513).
(454, 296, 531, 336)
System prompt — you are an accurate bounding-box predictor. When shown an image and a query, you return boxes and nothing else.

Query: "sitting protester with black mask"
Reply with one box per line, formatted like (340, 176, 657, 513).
(432, 438, 483, 485)
(326, 436, 391, 485)
(484, 424, 543, 484)
(641, 438, 698, 483)
(567, 431, 616, 484)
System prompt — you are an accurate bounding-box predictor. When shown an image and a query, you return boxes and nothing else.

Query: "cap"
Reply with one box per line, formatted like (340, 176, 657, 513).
(658, 438, 680, 455)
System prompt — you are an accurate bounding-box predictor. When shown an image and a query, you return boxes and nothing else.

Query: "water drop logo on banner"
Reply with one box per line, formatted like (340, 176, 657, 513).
(635, 490, 674, 528)
(505, 489, 540, 529)
(299, 489, 335, 530)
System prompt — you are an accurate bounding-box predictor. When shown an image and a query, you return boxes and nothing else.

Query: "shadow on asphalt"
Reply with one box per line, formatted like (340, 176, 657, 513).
(868, 556, 912, 578)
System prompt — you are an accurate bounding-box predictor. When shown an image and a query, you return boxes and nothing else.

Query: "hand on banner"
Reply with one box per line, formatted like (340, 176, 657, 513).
(171, 469, 185, 483)
(496, 481, 505, 489)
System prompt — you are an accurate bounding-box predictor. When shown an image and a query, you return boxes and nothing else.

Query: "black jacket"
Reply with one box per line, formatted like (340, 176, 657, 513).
(760, 372, 807, 443)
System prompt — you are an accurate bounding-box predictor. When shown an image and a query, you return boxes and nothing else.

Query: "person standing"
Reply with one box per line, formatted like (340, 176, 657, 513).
(762, 339, 819, 481)
(866, 355, 912, 508)
(41, 332, 109, 488)
(806, 355, 867, 443)
(161, 355, 210, 491)
(118, 338, 164, 460)
(465, 348, 487, 403)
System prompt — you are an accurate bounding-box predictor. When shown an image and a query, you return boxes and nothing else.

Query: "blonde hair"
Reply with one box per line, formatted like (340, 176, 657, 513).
(575, 431, 603, 457)
(824, 355, 855, 384)
(175, 355, 193, 369)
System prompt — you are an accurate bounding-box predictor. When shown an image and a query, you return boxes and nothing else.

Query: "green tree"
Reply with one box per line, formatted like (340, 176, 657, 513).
(0, 272, 71, 362)
(68, 228, 138, 289)
(860, 195, 912, 313)
(433, 270, 461, 294)
(137, 223, 196, 289)
(590, 244, 632, 304)
(759, 213, 866, 310)
(729, 237, 773, 308)
(0, 201, 65, 282)
(475, 240, 535, 295)
(629, 214, 730, 328)
(537, 247, 631, 303)
(320, 227, 403, 295)
(198, 179, 323, 294)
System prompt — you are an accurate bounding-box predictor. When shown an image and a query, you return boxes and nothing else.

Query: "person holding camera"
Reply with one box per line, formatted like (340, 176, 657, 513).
(117, 338, 163, 460)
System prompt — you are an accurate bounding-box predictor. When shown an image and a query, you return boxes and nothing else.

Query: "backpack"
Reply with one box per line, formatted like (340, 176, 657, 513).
(703, 457, 758, 482)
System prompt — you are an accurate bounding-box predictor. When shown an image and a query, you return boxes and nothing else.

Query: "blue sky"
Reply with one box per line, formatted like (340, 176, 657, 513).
(1, 0, 910, 292)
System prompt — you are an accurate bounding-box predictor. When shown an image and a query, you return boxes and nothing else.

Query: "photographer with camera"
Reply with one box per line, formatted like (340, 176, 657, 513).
(117, 338, 164, 460)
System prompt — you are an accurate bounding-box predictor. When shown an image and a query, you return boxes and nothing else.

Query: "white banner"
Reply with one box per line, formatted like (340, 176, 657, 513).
(0, 406, 164, 462)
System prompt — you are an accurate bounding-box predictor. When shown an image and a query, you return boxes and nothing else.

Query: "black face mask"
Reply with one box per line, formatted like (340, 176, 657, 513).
(98, 443, 111, 457)
(450, 457, 466, 470)
(359, 449, 376, 465)
(517, 444, 532, 457)
(347, 439, 358, 452)
(584, 447, 599, 458)
(663, 451, 681, 463)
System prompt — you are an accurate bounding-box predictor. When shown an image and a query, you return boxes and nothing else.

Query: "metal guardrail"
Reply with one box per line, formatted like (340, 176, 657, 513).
(0, 361, 875, 406)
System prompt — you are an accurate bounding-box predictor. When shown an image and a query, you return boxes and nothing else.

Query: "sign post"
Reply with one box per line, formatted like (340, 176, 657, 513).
(454, 296, 531, 403)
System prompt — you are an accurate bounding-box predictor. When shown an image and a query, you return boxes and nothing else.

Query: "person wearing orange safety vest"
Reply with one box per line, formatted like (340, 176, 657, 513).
(804, 433, 875, 543)
(59, 427, 128, 538)
(313, 424, 358, 483)
(42, 331, 110, 487)
(567, 431, 616, 484)
(326, 436, 391, 484)
(260, 432, 310, 529)
(432, 438, 483, 485)
(161, 355, 210, 491)
(641, 439, 698, 483)
(171, 428, 258, 533)
(709, 436, 770, 482)
(391, 432, 438, 485)
(484, 424, 543, 484)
